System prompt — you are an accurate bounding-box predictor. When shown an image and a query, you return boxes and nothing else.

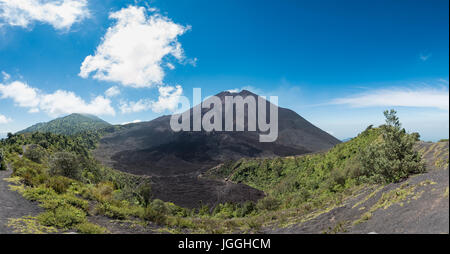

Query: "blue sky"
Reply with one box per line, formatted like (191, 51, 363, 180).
(0, 0, 448, 141)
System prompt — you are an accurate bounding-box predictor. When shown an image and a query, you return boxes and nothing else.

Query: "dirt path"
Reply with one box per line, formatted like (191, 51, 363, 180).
(0, 167, 43, 234)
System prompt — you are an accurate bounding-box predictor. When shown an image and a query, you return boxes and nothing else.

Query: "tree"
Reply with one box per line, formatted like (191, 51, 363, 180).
(49, 152, 81, 180)
(360, 109, 425, 183)
(0, 149, 7, 171)
(24, 144, 47, 163)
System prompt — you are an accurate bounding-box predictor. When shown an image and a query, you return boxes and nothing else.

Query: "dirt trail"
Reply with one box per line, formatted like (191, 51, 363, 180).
(0, 167, 43, 234)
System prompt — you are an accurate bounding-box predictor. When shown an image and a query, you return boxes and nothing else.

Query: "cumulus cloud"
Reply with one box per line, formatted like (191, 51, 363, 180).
(331, 87, 449, 111)
(120, 85, 183, 113)
(0, 81, 40, 110)
(0, 80, 115, 116)
(105, 86, 120, 97)
(79, 5, 190, 88)
(0, 0, 90, 30)
(0, 114, 12, 124)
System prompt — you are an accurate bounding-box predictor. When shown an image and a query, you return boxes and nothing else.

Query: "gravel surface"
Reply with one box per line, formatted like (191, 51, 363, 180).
(0, 167, 43, 234)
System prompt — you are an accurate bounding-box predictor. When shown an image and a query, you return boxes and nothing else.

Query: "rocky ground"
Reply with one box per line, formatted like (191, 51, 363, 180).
(0, 167, 43, 234)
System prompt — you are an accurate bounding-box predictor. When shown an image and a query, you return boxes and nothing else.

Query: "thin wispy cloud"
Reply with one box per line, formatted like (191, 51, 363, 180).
(121, 119, 142, 125)
(331, 86, 449, 111)
(105, 86, 120, 97)
(419, 52, 432, 61)
(1, 71, 10, 80)
(0, 0, 90, 31)
(0, 80, 115, 116)
(0, 114, 11, 124)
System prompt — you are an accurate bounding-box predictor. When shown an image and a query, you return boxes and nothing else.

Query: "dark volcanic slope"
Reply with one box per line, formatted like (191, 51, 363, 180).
(94, 90, 340, 207)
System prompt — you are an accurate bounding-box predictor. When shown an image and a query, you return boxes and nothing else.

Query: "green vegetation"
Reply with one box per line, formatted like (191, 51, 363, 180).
(17, 113, 111, 136)
(0, 148, 6, 170)
(1, 109, 433, 233)
(359, 110, 425, 183)
(203, 110, 428, 227)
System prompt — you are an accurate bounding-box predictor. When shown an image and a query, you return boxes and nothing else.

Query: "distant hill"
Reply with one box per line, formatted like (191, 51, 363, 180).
(17, 113, 111, 136)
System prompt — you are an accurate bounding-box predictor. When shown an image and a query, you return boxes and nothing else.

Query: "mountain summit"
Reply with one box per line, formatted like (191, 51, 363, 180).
(18, 113, 111, 136)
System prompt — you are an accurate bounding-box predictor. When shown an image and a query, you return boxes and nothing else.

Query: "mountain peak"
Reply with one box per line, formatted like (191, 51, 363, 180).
(215, 89, 258, 99)
(17, 113, 111, 135)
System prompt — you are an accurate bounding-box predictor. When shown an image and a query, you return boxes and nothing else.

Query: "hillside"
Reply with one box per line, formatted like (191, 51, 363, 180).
(204, 132, 449, 233)
(1, 121, 447, 234)
(93, 90, 341, 207)
(0, 107, 448, 234)
(17, 113, 111, 136)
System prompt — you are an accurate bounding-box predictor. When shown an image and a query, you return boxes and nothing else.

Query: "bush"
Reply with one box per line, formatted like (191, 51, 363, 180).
(38, 205, 86, 229)
(76, 222, 109, 234)
(45, 176, 73, 194)
(256, 196, 281, 211)
(92, 182, 114, 202)
(94, 201, 141, 220)
(142, 206, 167, 225)
(360, 110, 425, 183)
(24, 144, 47, 163)
(49, 152, 81, 180)
(237, 201, 256, 217)
(137, 183, 152, 206)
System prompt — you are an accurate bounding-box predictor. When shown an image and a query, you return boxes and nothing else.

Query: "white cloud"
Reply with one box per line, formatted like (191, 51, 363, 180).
(0, 81, 40, 111)
(120, 85, 183, 114)
(166, 63, 175, 70)
(121, 119, 142, 125)
(105, 86, 120, 97)
(227, 88, 240, 93)
(331, 87, 449, 111)
(0, 0, 90, 30)
(0, 114, 12, 124)
(0, 80, 115, 116)
(79, 5, 189, 88)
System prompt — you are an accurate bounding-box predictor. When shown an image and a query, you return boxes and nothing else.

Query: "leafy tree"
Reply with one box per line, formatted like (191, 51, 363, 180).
(24, 144, 47, 163)
(137, 183, 152, 207)
(360, 109, 425, 183)
(49, 152, 82, 180)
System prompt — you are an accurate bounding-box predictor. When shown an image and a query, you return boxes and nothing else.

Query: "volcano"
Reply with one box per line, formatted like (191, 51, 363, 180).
(93, 90, 341, 207)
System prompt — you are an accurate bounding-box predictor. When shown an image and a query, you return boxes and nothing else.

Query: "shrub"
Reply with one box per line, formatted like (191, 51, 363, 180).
(45, 176, 73, 194)
(38, 205, 86, 229)
(237, 201, 256, 217)
(49, 152, 81, 180)
(256, 196, 281, 211)
(137, 183, 152, 206)
(24, 144, 47, 164)
(92, 182, 114, 202)
(142, 206, 167, 225)
(76, 222, 109, 234)
(360, 109, 425, 183)
(94, 201, 141, 220)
